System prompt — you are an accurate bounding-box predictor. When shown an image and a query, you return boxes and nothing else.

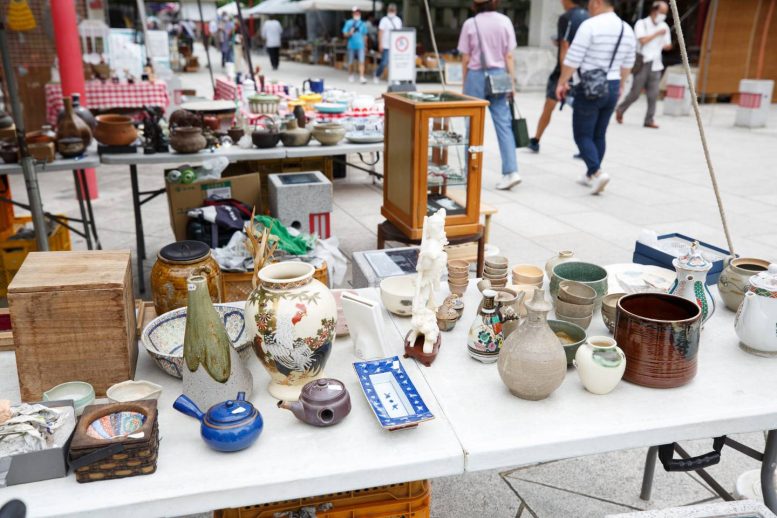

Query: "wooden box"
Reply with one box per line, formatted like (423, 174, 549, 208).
(8, 251, 137, 401)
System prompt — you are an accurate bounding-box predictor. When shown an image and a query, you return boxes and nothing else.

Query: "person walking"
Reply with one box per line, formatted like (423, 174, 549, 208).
(615, 1, 672, 128)
(262, 17, 284, 71)
(528, 0, 588, 153)
(375, 3, 402, 83)
(342, 7, 368, 84)
(556, 0, 636, 195)
(458, 0, 521, 191)
(219, 15, 235, 68)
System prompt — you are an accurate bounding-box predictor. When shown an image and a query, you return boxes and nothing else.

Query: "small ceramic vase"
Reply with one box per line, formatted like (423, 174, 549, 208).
(735, 264, 777, 356)
(573, 336, 626, 395)
(718, 257, 770, 312)
(545, 250, 578, 278)
(56, 96, 92, 148)
(466, 289, 503, 363)
(280, 118, 312, 147)
(668, 241, 715, 325)
(277, 378, 351, 427)
(170, 126, 207, 153)
(497, 289, 566, 401)
(150, 241, 222, 315)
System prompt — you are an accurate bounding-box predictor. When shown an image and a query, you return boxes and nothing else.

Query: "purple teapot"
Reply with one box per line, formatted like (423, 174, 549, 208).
(277, 378, 351, 427)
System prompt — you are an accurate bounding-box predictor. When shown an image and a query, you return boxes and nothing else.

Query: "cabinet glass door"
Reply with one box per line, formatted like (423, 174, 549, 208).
(426, 115, 470, 218)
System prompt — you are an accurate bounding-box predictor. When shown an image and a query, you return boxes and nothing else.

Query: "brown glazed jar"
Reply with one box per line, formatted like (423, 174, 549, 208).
(56, 96, 92, 148)
(150, 240, 222, 315)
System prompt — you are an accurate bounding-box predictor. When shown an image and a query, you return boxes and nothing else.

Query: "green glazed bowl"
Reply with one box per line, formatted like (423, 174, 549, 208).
(548, 319, 587, 366)
(550, 262, 609, 309)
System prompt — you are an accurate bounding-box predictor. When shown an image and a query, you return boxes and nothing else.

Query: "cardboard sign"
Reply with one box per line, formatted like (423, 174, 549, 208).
(388, 28, 416, 83)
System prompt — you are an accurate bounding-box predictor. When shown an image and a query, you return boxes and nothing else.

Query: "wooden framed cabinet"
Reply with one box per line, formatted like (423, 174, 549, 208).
(382, 92, 488, 240)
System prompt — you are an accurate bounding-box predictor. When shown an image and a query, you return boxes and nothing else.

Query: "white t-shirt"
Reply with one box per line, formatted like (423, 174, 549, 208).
(378, 14, 402, 50)
(635, 17, 671, 72)
(564, 11, 637, 81)
(261, 19, 283, 49)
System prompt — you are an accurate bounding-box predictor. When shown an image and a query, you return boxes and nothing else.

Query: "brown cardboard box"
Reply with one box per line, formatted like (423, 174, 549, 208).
(166, 173, 262, 241)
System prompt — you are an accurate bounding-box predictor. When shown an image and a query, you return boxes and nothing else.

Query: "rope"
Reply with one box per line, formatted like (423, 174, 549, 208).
(668, 0, 735, 255)
(422, 0, 447, 89)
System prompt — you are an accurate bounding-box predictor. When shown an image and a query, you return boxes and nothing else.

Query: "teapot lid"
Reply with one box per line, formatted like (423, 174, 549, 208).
(205, 393, 257, 425)
(750, 264, 777, 293)
(159, 240, 210, 262)
(300, 378, 348, 404)
(673, 241, 712, 272)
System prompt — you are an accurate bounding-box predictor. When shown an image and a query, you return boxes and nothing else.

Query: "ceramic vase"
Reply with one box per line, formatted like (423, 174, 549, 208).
(245, 262, 337, 401)
(573, 336, 626, 395)
(668, 242, 715, 325)
(497, 289, 566, 400)
(57, 93, 96, 130)
(467, 289, 504, 363)
(182, 275, 253, 411)
(718, 258, 770, 312)
(170, 126, 207, 153)
(56, 96, 92, 148)
(150, 240, 222, 315)
(545, 250, 578, 278)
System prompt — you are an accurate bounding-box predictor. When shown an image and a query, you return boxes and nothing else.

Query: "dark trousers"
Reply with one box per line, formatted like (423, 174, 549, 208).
(267, 47, 280, 70)
(617, 64, 661, 124)
(572, 80, 620, 177)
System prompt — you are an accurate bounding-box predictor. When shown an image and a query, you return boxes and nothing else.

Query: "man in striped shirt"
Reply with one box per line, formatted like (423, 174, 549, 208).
(556, 0, 637, 195)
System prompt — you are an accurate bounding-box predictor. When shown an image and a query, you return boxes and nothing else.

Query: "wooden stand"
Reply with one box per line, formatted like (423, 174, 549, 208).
(404, 330, 441, 367)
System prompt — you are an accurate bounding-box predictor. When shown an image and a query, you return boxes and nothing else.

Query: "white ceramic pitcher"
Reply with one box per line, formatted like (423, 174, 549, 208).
(735, 264, 777, 356)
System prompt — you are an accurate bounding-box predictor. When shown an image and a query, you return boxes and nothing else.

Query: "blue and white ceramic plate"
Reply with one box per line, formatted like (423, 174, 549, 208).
(353, 356, 434, 431)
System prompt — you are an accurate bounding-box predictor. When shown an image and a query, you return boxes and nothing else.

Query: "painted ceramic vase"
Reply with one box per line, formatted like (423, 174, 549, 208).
(573, 336, 626, 395)
(668, 241, 715, 325)
(494, 287, 524, 338)
(718, 257, 770, 312)
(245, 262, 337, 401)
(182, 275, 253, 411)
(173, 391, 263, 452)
(545, 250, 578, 278)
(150, 240, 222, 315)
(735, 264, 777, 357)
(56, 96, 92, 148)
(467, 289, 503, 363)
(497, 289, 566, 401)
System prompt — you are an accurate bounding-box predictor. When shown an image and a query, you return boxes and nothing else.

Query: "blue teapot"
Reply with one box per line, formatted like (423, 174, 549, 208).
(173, 392, 263, 452)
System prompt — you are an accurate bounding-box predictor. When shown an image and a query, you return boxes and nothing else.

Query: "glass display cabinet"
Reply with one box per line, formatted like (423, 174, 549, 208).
(381, 91, 488, 240)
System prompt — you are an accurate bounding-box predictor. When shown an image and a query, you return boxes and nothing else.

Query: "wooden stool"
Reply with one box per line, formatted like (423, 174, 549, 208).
(377, 220, 485, 277)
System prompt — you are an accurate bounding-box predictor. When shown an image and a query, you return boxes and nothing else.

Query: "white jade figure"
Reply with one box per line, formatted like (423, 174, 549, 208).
(408, 209, 448, 354)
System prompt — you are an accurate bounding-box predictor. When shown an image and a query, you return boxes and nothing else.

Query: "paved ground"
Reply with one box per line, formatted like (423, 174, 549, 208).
(12, 46, 776, 516)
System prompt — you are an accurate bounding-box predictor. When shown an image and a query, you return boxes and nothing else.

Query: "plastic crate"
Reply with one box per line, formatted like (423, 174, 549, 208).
(0, 215, 72, 297)
(214, 480, 431, 518)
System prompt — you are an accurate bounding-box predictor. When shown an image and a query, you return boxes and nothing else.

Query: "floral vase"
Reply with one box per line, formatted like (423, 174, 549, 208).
(182, 275, 253, 410)
(245, 262, 337, 401)
(573, 336, 626, 395)
(467, 289, 503, 363)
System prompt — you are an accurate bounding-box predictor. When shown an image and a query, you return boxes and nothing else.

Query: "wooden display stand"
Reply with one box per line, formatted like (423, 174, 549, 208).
(382, 92, 488, 240)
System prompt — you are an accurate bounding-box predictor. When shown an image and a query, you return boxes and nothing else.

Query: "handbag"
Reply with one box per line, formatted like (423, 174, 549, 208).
(473, 16, 513, 97)
(579, 22, 624, 100)
(510, 98, 530, 148)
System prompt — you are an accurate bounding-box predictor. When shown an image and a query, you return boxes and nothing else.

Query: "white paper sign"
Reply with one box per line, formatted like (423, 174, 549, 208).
(388, 28, 416, 83)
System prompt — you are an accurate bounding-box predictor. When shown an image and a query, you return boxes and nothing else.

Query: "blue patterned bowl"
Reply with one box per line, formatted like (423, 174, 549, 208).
(141, 305, 251, 379)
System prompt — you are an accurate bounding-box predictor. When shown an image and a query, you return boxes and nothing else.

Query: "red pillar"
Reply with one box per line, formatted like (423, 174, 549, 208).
(51, 0, 99, 200)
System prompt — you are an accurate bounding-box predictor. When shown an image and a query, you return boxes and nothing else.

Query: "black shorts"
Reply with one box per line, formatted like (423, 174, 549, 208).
(546, 73, 560, 101)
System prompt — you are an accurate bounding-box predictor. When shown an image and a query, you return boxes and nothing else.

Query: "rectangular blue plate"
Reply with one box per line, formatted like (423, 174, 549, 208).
(353, 356, 435, 431)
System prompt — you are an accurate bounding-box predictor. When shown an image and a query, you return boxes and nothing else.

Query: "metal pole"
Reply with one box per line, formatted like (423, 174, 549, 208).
(234, 0, 257, 85)
(0, 23, 48, 251)
(135, 0, 150, 46)
(196, 0, 216, 95)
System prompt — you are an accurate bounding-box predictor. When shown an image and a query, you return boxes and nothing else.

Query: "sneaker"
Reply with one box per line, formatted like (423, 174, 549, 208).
(349, 75, 355, 83)
(528, 138, 540, 153)
(360, 76, 367, 84)
(578, 174, 593, 187)
(591, 172, 611, 195)
(373, 76, 380, 84)
(496, 172, 522, 190)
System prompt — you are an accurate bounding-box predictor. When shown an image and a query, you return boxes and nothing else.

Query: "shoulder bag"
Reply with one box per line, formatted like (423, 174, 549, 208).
(473, 16, 513, 97)
(510, 98, 530, 148)
(579, 22, 624, 100)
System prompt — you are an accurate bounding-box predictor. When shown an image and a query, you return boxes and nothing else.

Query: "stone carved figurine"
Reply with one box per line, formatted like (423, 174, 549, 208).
(142, 106, 169, 154)
(404, 209, 448, 366)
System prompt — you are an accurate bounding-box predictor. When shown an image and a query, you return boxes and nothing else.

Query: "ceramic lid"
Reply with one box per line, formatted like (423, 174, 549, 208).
(673, 241, 712, 272)
(205, 394, 257, 425)
(159, 240, 210, 262)
(300, 378, 348, 404)
(750, 264, 777, 293)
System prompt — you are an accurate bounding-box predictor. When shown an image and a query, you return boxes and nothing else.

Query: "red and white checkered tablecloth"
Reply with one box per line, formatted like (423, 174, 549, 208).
(215, 76, 288, 101)
(45, 80, 170, 126)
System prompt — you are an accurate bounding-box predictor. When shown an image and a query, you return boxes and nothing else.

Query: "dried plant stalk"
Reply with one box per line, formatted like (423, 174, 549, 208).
(245, 207, 278, 288)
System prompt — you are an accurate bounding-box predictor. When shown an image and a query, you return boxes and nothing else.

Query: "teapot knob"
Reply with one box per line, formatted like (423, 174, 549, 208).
(226, 400, 234, 408)
(316, 379, 328, 387)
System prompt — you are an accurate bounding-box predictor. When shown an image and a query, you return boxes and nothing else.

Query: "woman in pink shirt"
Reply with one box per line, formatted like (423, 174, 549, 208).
(458, 0, 520, 191)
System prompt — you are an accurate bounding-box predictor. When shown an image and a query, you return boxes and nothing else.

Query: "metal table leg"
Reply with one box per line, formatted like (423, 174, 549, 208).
(640, 446, 659, 501)
(762, 430, 777, 512)
(72, 170, 94, 250)
(78, 169, 102, 250)
(129, 164, 147, 293)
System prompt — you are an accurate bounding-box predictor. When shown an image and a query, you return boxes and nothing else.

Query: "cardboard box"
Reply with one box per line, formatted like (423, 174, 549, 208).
(166, 173, 262, 241)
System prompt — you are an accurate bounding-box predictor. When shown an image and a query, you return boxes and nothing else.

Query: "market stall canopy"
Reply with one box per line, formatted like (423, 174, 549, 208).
(180, 1, 217, 21)
(217, 1, 239, 16)
(244, 0, 305, 16)
(296, 0, 383, 11)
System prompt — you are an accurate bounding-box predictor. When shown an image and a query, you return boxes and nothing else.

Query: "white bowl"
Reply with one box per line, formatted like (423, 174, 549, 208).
(380, 274, 417, 316)
(106, 380, 163, 403)
(43, 381, 95, 416)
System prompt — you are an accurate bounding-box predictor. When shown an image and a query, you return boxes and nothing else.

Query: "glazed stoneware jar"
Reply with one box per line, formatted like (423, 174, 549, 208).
(668, 241, 715, 325)
(718, 257, 770, 312)
(173, 391, 263, 452)
(245, 262, 337, 401)
(573, 336, 626, 395)
(545, 250, 578, 278)
(735, 264, 777, 356)
(150, 241, 222, 315)
(277, 378, 351, 427)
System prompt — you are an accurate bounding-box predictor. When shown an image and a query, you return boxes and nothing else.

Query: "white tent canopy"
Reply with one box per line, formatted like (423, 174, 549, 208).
(180, 2, 217, 21)
(244, 0, 305, 16)
(217, 1, 239, 16)
(296, 0, 382, 11)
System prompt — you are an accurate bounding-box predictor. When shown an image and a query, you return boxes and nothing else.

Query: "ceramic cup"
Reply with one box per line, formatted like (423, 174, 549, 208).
(551, 262, 608, 309)
(484, 265, 509, 277)
(554, 298, 594, 318)
(448, 281, 468, 296)
(601, 293, 627, 334)
(485, 256, 509, 269)
(557, 280, 598, 306)
(512, 265, 544, 286)
(447, 260, 470, 276)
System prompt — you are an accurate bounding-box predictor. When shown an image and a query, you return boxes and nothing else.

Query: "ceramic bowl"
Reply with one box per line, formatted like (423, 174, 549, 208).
(447, 260, 470, 275)
(106, 380, 163, 403)
(311, 123, 346, 146)
(512, 265, 544, 285)
(485, 255, 509, 269)
(484, 265, 509, 277)
(512, 276, 542, 287)
(554, 298, 594, 318)
(437, 316, 458, 332)
(489, 279, 508, 288)
(551, 262, 608, 308)
(557, 280, 598, 305)
(380, 274, 416, 316)
(448, 280, 468, 296)
(141, 305, 252, 378)
(548, 319, 587, 365)
(43, 381, 95, 416)
(555, 312, 593, 330)
(477, 279, 492, 293)
(601, 292, 627, 333)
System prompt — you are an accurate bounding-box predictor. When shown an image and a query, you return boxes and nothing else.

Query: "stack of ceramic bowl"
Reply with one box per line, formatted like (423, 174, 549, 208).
(554, 280, 596, 330)
(601, 293, 626, 334)
(512, 264, 544, 288)
(447, 260, 470, 296)
(437, 294, 465, 331)
(483, 256, 509, 287)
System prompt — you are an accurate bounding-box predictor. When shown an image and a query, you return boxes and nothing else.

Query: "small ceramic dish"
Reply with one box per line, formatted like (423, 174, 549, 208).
(447, 259, 470, 274)
(554, 298, 594, 318)
(548, 319, 587, 366)
(380, 274, 417, 316)
(512, 265, 544, 284)
(141, 305, 251, 379)
(602, 292, 627, 313)
(43, 381, 95, 416)
(485, 256, 509, 269)
(555, 312, 593, 330)
(558, 280, 598, 305)
(87, 411, 146, 440)
(106, 380, 163, 403)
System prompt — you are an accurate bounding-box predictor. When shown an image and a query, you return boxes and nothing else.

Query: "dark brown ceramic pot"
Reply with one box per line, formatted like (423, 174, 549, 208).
(170, 127, 207, 154)
(150, 240, 222, 315)
(0, 145, 19, 163)
(227, 127, 245, 142)
(56, 93, 95, 130)
(56, 96, 92, 147)
(251, 115, 281, 149)
(94, 114, 138, 146)
(615, 293, 701, 388)
(57, 136, 87, 158)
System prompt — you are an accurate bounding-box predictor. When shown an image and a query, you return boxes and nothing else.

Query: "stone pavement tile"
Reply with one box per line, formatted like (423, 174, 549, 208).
(530, 232, 632, 266)
(491, 203, 577, 238)
(486, 223, 555, 265)
(503, 186, 592, 216)
(749, 233, 777, 250)
(726, 210, 777, 241)
(505, 476, 638, 517)
(430, 471, 521, 518)
(333, 183, 384, 218)
(554, 211, 643, 251)
(574, 195, 687, 227)
(751, 194, 777, 207)
(505, 448, 716, 511)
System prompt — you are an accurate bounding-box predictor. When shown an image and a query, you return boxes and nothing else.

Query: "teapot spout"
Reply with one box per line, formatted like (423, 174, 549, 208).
(173, 394, 205, 421)
(277, 400, 306, 422)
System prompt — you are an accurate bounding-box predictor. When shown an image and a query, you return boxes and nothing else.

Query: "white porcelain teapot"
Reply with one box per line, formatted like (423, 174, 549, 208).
(735, 264, 777, 356)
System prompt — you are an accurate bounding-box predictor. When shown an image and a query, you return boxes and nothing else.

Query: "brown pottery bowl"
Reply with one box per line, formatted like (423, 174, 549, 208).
(615, 293, 701, 388)
(94, 114, 138, 146)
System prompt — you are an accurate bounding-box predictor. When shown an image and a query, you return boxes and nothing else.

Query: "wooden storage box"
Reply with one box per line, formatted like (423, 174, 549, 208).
(8, 251, 137, 401)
